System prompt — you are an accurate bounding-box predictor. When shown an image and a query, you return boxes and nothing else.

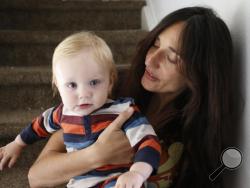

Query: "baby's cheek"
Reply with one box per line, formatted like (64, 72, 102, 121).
(62, 94, 76, 106)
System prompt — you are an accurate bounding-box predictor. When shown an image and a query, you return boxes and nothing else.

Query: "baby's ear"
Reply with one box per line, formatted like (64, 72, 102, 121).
(109, 70, 117, 93)
(108, 80, 113, 94)
(52, 76, 59, 97)
(52, 73, 58, 86)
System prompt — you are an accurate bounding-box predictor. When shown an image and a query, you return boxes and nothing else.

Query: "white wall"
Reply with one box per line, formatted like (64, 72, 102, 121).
(142, 0, 249, 187)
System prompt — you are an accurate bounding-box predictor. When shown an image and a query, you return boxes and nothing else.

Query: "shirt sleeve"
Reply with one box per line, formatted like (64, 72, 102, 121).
(20, 104, 63, 144)
(122, 105, 162, 174)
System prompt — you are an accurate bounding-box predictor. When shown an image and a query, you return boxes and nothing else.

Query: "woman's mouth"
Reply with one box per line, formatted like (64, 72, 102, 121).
(144, 69, 159, 81)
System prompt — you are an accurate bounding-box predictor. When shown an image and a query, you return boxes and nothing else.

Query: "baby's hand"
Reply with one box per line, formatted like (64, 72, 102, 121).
(115, 171, 145, 188)
(0, 140, 25, 170)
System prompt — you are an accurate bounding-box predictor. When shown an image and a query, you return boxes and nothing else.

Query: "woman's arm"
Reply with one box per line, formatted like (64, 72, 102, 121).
(28, 107, 134, 188)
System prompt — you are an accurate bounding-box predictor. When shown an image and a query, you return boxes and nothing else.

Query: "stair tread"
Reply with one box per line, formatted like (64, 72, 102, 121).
(0, 0, 146, 10)
(0, 29, 148, 44)
(0, 139, 66, 187)
(0, 109, 43, 125)
(0, 66, 51, 85)
(0, 64, 129, 85)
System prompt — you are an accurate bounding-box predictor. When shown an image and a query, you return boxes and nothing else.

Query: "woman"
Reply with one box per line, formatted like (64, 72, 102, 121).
(28, 6, 233, 188)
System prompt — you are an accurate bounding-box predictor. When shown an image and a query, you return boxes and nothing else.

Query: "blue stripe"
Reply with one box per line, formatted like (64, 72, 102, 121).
(73, 174, 100, 180)
(72, 168, 128, 180)
(65, 140, 95, 150)
(48, 111, 61, 130)
(20, 123, 47, 144)
(63, 133, 86, 143)
(88, 167, 128, 176)
(83, 115, 91, 137)
(104, 179, 117, 188)
(123, 112, 150, 131)
(134, 147, 161, 175)
(63, 132, 101, 143)
(112, 97, 134, 105)
(97, 97, 134, 111)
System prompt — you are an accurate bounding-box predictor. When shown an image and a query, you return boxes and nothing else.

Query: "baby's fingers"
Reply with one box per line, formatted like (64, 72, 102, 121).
(8, 155, 18, 168)
(0, 155, 10, 171)
(0, 147, 4, 160)
(115, 183, 122, 188)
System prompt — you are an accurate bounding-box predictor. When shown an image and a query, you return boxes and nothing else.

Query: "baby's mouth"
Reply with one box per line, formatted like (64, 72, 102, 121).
(78, 104, 92, 109)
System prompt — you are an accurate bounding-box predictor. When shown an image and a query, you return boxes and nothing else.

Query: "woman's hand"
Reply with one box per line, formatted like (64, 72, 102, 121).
(94, 107, 135, 165)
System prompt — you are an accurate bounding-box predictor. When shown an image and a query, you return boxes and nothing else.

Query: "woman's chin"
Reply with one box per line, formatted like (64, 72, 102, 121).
(141, 77, 155, 92)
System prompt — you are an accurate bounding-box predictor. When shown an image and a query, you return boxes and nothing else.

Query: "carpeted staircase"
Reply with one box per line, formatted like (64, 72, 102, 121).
(0, 0, 147, 187)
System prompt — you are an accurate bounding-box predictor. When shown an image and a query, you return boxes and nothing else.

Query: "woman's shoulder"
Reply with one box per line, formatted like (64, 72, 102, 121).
(147, 141, 184, 188)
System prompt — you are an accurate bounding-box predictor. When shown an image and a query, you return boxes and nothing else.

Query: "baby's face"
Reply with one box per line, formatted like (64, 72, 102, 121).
(55, 49, 111, 116)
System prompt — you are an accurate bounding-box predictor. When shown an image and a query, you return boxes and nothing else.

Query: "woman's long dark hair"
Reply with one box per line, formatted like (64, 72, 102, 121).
(125, 7, 233, 188)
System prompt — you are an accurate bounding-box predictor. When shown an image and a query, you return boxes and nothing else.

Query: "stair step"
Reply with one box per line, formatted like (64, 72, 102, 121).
(0, 66, 59, 111)
(0, 109, 49, 186)
(0, 109, 44, 138)
(0, 0, 145, 30)
(0, 139, 66, 188)
(0, 109, 47, 172)
(0, 30, 147, 66)
(0, 64, 129, 111)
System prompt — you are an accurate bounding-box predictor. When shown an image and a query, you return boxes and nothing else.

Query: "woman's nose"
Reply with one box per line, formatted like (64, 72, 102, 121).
(146, 51, 161, 68)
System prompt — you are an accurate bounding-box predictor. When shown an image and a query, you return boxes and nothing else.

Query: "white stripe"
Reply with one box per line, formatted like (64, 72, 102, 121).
(62, 99, 115, 116)
(67, 172, 121, 188)
(126, 124, 156, 147)
(42, 107, 57, 133)
(92, 101, 131, 115)
(66, 147, 77, 153)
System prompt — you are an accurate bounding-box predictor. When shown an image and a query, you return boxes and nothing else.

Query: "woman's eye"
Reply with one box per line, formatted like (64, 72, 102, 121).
(167, 55, 177, 64)
(167, 52, 179, 64)
(66, 82, 77, 89)
(89, 79, 100, 86)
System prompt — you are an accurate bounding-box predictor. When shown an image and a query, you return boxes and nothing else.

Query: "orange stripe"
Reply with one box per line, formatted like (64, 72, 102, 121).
(139, 138, 161, 153)
(32, 118, 48, 137)
(61, 123, 85, 135)
(92, 121, 112, 133)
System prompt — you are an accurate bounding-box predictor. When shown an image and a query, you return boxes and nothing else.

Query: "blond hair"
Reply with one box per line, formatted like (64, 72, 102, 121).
(52, 31, 117, 95)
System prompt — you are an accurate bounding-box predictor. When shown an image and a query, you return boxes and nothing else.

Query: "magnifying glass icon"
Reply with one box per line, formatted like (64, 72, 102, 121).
(209, 147, 242, 181)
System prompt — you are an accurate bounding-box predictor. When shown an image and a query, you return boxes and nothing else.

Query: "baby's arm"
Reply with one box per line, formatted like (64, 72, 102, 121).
(0, 135, 27, 170)
(0, 105, 62, 170)
(115, 162, 153, 188)
(116, 101, 161, 187)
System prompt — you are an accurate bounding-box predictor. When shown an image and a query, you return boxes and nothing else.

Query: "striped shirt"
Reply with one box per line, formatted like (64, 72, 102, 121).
(20, 97, 161, 187)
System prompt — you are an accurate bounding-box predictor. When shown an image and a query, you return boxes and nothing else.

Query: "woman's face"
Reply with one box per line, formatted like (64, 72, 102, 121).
(141, 22, 187, 95)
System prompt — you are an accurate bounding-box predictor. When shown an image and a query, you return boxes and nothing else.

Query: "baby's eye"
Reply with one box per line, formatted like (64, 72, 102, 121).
(89, 79, 101, 86)
(66, 82, 77, 89)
